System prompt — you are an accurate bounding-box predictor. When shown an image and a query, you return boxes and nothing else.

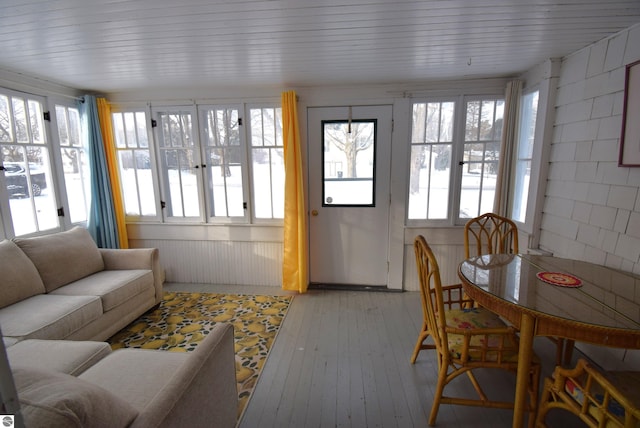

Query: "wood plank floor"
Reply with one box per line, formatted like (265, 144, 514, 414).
(165, 283, 585, 427)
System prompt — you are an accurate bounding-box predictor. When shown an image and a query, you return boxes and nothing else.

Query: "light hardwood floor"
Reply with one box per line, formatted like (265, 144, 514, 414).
(165, 283, 584, 427)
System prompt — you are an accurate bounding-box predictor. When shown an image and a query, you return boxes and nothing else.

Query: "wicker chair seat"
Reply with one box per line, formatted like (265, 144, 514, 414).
(445, 308, 521, 363)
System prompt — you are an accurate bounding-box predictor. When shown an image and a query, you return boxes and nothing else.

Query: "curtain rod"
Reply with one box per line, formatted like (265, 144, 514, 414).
(47, 91, 85, 102)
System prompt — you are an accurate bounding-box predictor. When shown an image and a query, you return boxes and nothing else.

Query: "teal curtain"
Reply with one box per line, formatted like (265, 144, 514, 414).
(79, 95, 119, 248)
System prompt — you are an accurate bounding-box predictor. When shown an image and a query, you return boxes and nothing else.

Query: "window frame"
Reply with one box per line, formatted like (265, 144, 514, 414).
(406, 92, 506, 227)
(456, 94, 505, 224)
(406, 98, 458, 226)
(197, 103, 250, 224)
(321, 118, 377, 208)
(49, 98, 90, 228)
(111, 105, 163, 223)
(246, 103, 285, 224)
(151, 104, 206, 223)
(509, 88, 539, 226)
(0, 88, 65, 238)
(111, 102, 285, 226)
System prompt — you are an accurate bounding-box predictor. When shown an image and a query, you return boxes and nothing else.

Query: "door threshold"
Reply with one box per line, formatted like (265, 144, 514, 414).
(308, 283, 403, 293)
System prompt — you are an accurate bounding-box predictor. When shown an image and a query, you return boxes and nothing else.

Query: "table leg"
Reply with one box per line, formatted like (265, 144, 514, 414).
(513, 313, 535, 428)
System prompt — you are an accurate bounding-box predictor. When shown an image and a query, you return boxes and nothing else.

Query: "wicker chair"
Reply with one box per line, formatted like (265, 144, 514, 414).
(536, 358, 640, 428)
(413, 235, 541, 427)
(463, 212, 520, 258)
(464, 212, 574, 367)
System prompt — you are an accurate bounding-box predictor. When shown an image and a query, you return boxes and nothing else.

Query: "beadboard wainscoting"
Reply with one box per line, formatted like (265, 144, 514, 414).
(128, 224, 284, 287)
(128, 225, 534, 291)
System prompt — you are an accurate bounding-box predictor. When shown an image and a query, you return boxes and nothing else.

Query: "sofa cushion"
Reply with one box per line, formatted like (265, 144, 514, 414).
(13, 227, 105, 292)
(79, 349, 189, 412)
(51, 269, 153, 312)
(13, 366, 138, 428)
(0, 294, 103, 341)
(8, 339, 112, 376)
(0, 239, 45, 309)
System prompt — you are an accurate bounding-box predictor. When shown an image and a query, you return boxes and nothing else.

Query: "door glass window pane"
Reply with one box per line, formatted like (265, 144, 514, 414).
(0, 92, 58, 236)
(408, 102, 454, 219)
(56, 105, 90, 224)
(322, 120, 376, 206)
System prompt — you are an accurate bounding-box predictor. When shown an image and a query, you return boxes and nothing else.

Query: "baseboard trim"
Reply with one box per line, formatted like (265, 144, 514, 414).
(308, 283, 404, 293)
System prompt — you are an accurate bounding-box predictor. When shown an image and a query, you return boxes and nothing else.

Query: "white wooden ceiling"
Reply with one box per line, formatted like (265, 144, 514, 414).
(1, 0, 640, 94)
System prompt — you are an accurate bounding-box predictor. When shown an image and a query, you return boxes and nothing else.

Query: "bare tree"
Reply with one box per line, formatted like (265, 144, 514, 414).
(324, 122, 373, 178)
(207, 109, 239, 177)
(410, 104, 440, 193)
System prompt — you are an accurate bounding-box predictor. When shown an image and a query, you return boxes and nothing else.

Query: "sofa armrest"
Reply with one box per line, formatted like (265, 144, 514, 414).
(99, 248, 164, 304)
(79, 324, 238, 428)
(135, 323, 238, 428)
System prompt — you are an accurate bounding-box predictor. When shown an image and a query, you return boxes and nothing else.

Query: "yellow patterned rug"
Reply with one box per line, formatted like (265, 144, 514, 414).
(108, 291, 293, 419)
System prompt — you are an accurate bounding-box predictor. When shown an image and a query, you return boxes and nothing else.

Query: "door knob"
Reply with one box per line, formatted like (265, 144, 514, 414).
(311, 210, 318, 216)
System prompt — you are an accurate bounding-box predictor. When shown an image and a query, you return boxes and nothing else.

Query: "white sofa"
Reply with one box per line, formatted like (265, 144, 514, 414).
(0, 226, 164, 346)
(4, 324, 238, 428)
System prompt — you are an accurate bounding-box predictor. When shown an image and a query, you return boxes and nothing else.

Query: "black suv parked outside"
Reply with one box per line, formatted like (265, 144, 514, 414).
(2, 162, 48, 198)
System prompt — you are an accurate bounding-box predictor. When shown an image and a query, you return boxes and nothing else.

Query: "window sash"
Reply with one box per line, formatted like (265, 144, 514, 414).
(249, 106, 284, 220)
(199, 105, 248, 222)
(111, 109, 159, 221)
(408, 101, 455, 221)
(0, 90, 60, 237)
(457, 97, 504, 222)
(407, 95, 505, 226)
(510, 90, 539, 224)
(152, 107, 204, 222)
(55, 104, 90, 225)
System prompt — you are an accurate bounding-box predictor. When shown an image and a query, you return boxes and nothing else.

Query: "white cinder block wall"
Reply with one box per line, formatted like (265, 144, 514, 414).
(540, 23, 640, 276)
(540, 23, 640, 369)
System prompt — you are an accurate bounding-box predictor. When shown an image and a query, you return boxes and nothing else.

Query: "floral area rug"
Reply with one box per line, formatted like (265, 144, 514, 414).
(108, 291, 293, 419)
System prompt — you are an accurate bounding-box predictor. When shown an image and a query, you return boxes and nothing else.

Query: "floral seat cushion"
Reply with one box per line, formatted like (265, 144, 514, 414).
(444, 307, 522, 363)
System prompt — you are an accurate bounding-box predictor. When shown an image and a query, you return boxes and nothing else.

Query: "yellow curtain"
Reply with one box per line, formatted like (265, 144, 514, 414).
(96, 98, 129, 249)
(281, 90, 308, 293)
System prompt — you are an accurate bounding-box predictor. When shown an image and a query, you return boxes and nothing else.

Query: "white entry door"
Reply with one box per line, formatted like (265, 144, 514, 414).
(307, 105, 392, 286)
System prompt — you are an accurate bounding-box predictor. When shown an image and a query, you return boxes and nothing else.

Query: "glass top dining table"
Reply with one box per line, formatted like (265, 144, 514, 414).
(458, 253, 640, 428)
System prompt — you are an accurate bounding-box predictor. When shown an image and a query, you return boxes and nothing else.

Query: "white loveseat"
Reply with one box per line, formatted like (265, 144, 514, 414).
(0, 226, 164, 346)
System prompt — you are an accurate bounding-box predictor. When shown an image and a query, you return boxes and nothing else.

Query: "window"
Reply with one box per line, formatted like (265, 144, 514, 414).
(511, 90, 539, 223)
(250, 106, 284, 219)
(0, 90, 59, 236)
(459, 98, 504, 219)
(153, 107, 202, 220)
(408, 101, 454, 220)
(199, 106, 247, 221)
(322, 120, 376, 206)
(54, 104, 90, 224)
(408, 95, 504, 224)
(112, 103, 284, 224)
(112, 110, 157, 219)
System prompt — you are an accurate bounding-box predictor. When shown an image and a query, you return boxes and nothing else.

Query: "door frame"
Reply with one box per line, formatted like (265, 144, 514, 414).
(306, 104, 394, 288)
